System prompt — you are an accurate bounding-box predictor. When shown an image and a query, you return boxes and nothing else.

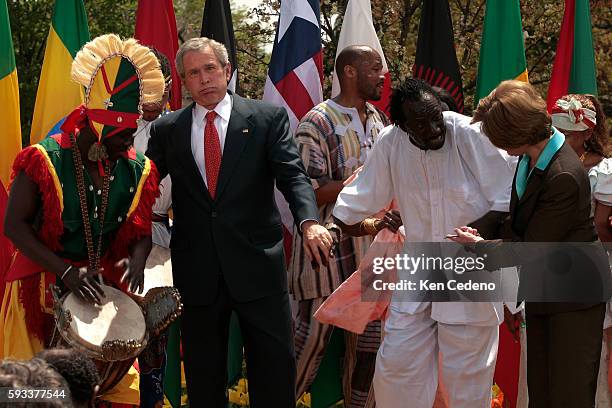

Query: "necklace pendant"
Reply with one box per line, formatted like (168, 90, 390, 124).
(88, 143, 108, 162)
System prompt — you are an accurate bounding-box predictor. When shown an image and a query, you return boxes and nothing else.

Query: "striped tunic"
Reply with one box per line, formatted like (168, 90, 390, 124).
(289, 99, 389, 300)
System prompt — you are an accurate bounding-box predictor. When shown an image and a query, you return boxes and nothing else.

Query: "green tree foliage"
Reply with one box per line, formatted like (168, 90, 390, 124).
(7, 0, 612, 141)
(8, 0, 137, 141)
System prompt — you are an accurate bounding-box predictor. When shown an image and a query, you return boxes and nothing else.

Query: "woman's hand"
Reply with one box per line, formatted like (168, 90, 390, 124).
(61, 266, 105, 305)
(447, 226, 483, 244)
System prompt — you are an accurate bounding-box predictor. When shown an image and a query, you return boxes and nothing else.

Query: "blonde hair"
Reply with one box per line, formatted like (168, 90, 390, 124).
(472, 80, 551, 148)
(557, 94, 610, 157)
(175, 37, 229, 78)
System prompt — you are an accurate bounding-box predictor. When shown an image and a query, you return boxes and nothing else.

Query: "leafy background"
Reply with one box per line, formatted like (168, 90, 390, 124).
(8, 0, 612, 142)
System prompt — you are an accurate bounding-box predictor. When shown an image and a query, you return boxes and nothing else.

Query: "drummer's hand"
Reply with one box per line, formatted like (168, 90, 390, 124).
(117, 258, 145, 295)
(62, 266, 105, 305)
(380, 210, 402, 233)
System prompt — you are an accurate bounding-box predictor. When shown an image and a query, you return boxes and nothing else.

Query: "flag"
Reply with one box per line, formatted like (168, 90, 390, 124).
(546, 0, 597, 111)
(331, 0, 391, 115)
(263, 0, 324, 264)
(201, 0, 238, 92)
(160, 320, 181, 408)
(0, 0, 21, 186)
(29, 0, 89, 144)
(475, 0, 528, 104)
(135, 0, 182, 110)
(413, 0, 465, 113)
(0, 179, 13, 306)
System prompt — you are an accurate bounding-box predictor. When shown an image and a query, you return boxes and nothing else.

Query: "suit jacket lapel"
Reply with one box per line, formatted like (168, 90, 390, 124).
(517, 171, 544, 206)
(516, 145, 564, 209)
(215, 95, 252, 200)
(510, 170, 519, 215)
(177, 103, 213, 202)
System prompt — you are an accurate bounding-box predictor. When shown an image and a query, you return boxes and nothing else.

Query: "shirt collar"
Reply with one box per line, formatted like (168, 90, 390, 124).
(193, 93, 232, 124)
(326, 99, 377, 117)
(518, 127, 565, 173)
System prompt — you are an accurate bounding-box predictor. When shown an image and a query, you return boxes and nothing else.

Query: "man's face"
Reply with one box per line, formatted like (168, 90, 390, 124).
(356, 51, 385, 101)
(181, 48, 231, 110)
(401, 93, 446, 150)
(103, 128, 135, 161)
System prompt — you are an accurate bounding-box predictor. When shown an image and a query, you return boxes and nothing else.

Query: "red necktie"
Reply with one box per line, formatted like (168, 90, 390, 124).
(204, 111, 222, 198)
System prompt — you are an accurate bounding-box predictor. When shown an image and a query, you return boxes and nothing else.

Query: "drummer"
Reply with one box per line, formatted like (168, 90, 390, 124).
(0, 34, 163, 405)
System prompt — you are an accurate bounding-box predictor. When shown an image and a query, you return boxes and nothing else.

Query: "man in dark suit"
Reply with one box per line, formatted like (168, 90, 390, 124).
(146, 37, 333, 407)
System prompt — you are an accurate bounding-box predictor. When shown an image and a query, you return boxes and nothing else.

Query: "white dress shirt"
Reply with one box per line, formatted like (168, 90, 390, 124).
(134, 117, 173, 248)
(333, 111, 517, 325)
(191, 93, 233, 187)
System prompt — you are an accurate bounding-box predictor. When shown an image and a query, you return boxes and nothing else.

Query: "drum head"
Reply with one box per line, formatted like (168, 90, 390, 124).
(62, 285, 146, 349)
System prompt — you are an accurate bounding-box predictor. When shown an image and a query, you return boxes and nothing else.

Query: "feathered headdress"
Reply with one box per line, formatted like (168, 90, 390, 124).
(61, 34, 165, 171)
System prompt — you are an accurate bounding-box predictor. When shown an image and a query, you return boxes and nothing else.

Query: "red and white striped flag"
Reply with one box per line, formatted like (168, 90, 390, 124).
(263, 0, 324, 265)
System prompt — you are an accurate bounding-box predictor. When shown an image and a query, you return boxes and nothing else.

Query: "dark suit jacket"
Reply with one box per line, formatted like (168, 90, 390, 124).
(509, 142, 594, 243)
(472, 142, 610, 313)
(146, 94, 319, 306)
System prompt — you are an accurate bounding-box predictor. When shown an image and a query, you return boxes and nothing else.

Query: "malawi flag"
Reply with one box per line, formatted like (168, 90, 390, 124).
(475, 0, 528, 103)
(546, 0, 597, 111)
(201, 0, 238, 92)
(0, 0, 21, 186)
(413, 0, 464, 113)
(29, 0, 89, 144)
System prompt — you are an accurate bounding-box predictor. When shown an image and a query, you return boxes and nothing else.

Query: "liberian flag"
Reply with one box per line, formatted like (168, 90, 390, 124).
(263, 0, 323, 264)
(546, 0, 598, 111)
(331, 0, 391, 115)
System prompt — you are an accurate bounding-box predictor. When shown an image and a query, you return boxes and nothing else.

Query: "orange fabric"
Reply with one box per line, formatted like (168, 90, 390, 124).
(0, 280, 44, 360)
(314, 227, 402, 334)
(98, 364, 140, 405)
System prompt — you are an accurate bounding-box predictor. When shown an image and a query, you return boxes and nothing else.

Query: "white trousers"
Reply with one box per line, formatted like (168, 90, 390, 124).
(373, 305, 499, 408)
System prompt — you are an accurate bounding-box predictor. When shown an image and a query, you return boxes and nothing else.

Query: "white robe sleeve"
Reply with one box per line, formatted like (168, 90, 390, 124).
(589, 158, 612, 207)
(448, 111, 516, 212)
(333, 128, 395, 225)
(134, 122, 173, 215)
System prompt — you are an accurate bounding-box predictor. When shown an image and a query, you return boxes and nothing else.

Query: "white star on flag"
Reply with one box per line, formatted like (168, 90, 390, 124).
(277, 0, 319, 42)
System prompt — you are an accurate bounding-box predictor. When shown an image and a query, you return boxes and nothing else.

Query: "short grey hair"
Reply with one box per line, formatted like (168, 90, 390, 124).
(175, 37, 229, 78)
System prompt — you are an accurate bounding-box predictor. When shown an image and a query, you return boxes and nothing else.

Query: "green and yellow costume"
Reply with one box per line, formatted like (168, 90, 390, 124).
(0, 34, 163, 405)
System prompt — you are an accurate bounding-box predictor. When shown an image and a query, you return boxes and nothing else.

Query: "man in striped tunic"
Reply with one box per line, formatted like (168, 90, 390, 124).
(289, 45, 396, 408)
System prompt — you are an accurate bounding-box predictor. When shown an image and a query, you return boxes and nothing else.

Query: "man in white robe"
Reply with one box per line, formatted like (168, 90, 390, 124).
(332, 78, 516, 408)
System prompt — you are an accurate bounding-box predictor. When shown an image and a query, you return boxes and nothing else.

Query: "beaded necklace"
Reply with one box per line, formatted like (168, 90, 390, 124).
(70, 133, 111, 272)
